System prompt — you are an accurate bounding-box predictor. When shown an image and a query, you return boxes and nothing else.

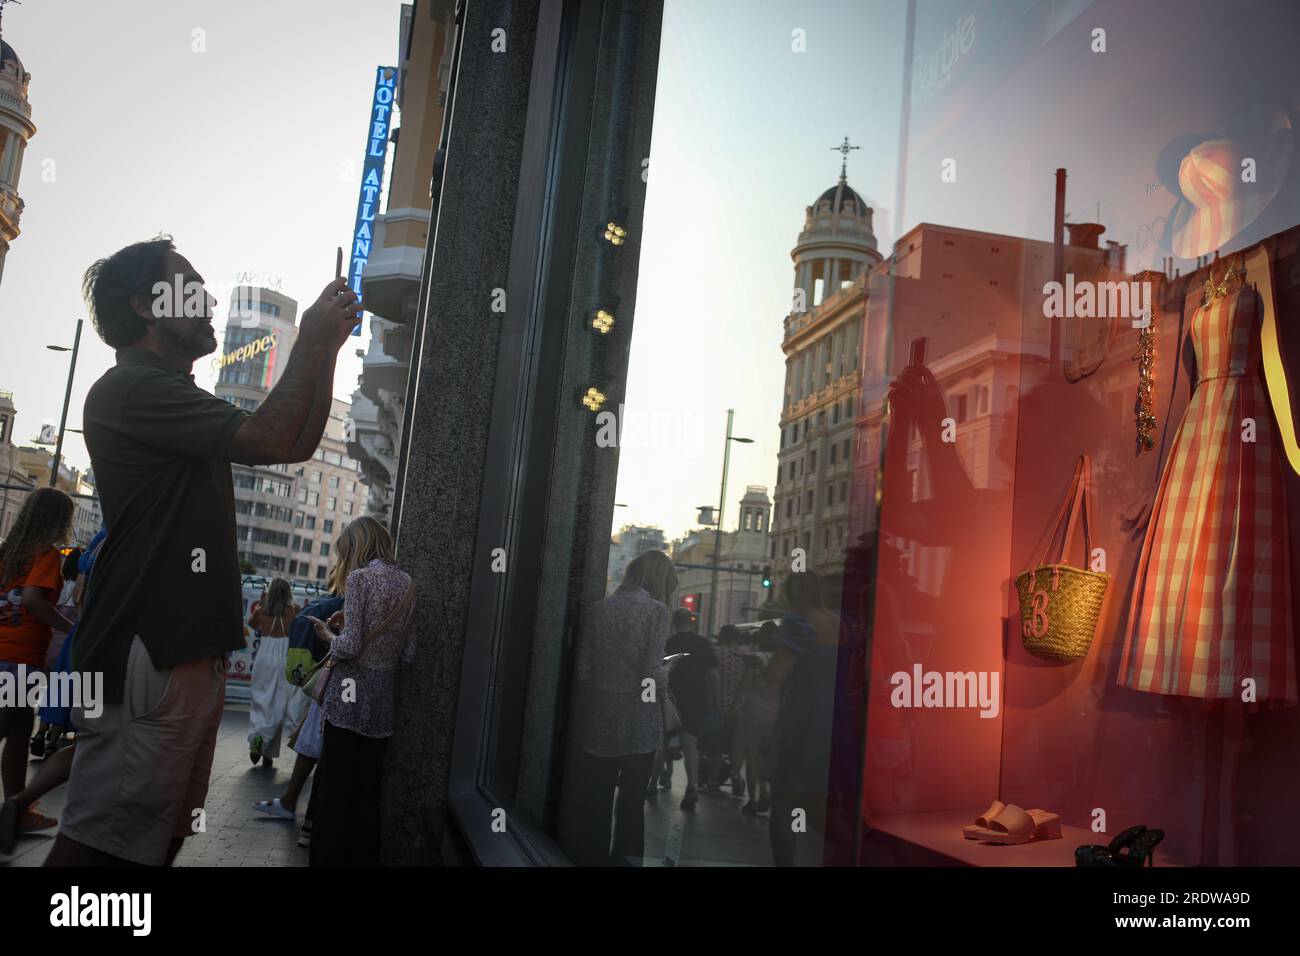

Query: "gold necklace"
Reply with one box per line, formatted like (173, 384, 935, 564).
(1133, 271, 1160, 450)
(1202, 264, 1238, 307)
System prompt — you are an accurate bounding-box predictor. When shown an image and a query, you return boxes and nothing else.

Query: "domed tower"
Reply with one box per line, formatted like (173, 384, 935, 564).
(0, 2, 35, 289)
(790, 138, 881, 311)
(773, 141, 878, 590)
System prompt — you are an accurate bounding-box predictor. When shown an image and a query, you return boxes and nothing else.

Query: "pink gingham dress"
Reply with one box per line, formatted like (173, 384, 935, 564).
(1119, 277, 1295, 701)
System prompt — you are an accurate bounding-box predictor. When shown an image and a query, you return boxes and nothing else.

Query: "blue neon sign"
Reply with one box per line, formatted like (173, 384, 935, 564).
(349, 66, 397, 334)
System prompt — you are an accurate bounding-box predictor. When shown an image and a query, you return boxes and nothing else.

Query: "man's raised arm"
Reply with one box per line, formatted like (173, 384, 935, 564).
(229, 278, 362, 465)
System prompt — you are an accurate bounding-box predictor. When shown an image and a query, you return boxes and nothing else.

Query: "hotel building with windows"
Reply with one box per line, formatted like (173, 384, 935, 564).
(214, 286, 369, 580)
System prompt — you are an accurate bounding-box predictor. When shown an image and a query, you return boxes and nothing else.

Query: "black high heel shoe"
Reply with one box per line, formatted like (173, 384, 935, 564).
(1075, 825, 1164, 867)
(1122, 828, 1164, 867)
(1075, 826, 1139, 867)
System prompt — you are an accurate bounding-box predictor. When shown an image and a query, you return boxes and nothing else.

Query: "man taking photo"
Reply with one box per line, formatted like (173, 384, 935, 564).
(44, 236, 362, 867)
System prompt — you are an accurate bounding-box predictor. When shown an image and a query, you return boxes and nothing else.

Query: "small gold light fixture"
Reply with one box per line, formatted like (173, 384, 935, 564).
(592, 309, 615, 334)
(581, 387, 607, 411)
(602, 221, 627, 246)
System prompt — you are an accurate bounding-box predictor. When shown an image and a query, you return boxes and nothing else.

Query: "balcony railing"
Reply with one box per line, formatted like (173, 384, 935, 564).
(0, 189, 23, 227)
(783, 274, 867, 339)
(0, 87, 32, 119)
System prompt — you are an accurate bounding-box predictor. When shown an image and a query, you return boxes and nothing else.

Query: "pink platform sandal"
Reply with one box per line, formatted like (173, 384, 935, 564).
(963, 801, 1007, 840)
(970, 804, 1061, 845)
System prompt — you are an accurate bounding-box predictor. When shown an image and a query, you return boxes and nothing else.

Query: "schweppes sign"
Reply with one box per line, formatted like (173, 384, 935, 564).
(211, 331, 278, 377)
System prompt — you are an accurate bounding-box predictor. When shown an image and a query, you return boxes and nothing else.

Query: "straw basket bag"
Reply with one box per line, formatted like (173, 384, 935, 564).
(1014, 454, 1110, 662)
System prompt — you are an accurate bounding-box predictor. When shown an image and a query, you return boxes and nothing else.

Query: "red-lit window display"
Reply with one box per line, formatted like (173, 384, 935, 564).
(849, 0, 1300, 866)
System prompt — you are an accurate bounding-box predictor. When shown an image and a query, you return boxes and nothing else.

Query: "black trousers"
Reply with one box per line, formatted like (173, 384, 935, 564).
(309, 720, 389, 866)
(572, 750, 655, 866)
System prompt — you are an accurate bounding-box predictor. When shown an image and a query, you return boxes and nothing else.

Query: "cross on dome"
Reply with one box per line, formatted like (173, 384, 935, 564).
(830, 136, 860, 180)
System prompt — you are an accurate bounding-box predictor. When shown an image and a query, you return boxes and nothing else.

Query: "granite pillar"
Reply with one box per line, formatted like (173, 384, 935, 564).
(380, 0, 540, 866)
(380, 0, 664, 866)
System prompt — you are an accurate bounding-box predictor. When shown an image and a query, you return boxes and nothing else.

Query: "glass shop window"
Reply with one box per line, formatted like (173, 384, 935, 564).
(857, 0, 1300, 869)
(483, 0, 1293, 870)
(544, 0, 903, 867)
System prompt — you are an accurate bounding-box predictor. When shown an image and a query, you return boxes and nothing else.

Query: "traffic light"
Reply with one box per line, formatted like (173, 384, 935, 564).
(761, 565, 772, 589)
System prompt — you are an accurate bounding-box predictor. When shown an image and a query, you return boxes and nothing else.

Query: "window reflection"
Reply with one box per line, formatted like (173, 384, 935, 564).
(551, 0, 1300, 867)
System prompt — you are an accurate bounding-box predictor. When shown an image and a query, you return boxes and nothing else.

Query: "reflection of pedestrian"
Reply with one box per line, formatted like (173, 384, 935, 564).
(569, 550, 675, 866)
(766, 573, 842, 867)
(735, 621, 778, 814)
(706, 624, 749, 794)
(653, 609, 717, 811)
(247, 578, 299, 767)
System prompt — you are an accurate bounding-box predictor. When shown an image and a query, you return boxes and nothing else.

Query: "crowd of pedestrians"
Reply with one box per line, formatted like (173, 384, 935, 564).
(568, 548, 852, 866)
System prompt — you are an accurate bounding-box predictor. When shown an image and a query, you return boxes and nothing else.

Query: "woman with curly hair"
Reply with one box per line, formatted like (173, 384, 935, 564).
(0, 488, 75, 816)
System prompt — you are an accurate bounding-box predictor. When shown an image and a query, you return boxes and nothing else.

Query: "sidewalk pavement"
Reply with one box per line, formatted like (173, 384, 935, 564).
(3, 708, 774, 867)
(641, 766, 773, 867)
(1, 704, 310, 867)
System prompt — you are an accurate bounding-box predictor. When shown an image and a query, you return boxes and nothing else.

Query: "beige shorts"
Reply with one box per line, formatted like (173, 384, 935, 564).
(60, 635, 225, 865)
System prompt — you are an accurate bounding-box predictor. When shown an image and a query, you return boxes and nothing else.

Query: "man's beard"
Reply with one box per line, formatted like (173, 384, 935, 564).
(159, 319, 218, 361)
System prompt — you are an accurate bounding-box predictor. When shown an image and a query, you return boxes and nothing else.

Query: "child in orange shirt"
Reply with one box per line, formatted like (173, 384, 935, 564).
(0, 488, 75, 812)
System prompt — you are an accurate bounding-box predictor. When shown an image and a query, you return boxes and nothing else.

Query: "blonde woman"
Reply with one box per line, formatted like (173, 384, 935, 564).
(570, 549, 676, 866)
(304, 516, 415, 866)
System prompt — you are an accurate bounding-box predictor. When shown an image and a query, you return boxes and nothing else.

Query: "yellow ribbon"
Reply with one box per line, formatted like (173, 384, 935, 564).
(1248, 244, 1300, 477)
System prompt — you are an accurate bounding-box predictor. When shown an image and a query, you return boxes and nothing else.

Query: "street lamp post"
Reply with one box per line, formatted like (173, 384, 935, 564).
(47, 318, 84, 487)
(705, 409, 752, 636)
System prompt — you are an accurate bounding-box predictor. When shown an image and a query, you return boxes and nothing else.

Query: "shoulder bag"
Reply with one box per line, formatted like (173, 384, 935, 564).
(303, 580, 416, 703)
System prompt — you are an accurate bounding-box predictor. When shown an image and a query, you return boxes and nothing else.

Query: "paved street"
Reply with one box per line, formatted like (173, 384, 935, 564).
(642, 774, 773, 867)
(3, 704, 773, 867)
(2, 704, 310, 868)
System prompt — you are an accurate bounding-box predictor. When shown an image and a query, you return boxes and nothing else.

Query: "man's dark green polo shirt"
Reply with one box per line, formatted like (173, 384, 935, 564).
(75, 347, 250, 702)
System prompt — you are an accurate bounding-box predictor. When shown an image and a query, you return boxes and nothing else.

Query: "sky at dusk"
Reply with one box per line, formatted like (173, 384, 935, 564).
(617, 0, 905, 542)
(1, 0, 908, 546)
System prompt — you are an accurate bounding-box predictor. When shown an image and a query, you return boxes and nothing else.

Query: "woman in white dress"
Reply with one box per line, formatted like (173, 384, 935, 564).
(246, 578, 298, 767)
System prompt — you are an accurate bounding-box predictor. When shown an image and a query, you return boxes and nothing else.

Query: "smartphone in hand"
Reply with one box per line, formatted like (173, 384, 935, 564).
(908, 336, 927, 369)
